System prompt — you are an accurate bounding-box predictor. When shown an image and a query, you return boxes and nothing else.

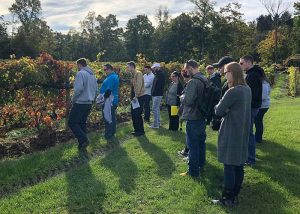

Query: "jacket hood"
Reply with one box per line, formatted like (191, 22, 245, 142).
(82, 66, 94, 75)
(246, 65, 264, 77)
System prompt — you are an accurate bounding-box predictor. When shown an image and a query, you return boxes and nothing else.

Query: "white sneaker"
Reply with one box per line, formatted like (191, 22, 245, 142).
(183, 157, 189, 162)
(149, 124, 159, 129)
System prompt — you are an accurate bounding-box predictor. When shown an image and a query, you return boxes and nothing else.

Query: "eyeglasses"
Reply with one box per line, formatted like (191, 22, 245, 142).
(239, 62, 244, 65)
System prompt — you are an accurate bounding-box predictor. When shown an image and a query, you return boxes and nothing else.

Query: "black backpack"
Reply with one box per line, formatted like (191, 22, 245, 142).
(193, 76, 222, 119)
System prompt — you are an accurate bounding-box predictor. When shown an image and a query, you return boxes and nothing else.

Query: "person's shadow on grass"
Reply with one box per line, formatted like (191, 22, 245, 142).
(256, 139, 300, 197)
(66, 161, 106, 213)
(136, 135, 175, 178)
(100, 138, 138, 193)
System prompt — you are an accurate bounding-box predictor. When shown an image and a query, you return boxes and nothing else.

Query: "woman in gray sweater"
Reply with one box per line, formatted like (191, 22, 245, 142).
(212, 62, 252, 206)
(166, 71, 183, 131)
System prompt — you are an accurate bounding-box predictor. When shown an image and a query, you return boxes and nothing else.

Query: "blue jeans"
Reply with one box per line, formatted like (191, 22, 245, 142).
(254, 108, 269, 143)
(248, 108, 259, 164)
(186, 119, 206, 177)
(103, 105, 117, 139)
(68, 103, 92, 147)
(224, 164, 244, 197)
(152, 96, 163, 127)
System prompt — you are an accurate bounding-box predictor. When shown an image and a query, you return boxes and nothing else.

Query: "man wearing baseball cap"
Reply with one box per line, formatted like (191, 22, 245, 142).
(213, 56, 234, 96)
(150, 63, 165, 128)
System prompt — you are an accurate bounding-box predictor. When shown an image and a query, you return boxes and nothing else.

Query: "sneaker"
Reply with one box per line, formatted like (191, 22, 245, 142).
(180, 171, 199, 179)
(149, 125, 159, 129)
(180, 171, 189, 176)
(133, 132, 145, 137)
(183, 156, 189, 162)
(211, 198, 234, 206)
(177, 150, 188, 157)
(244, 161, 255, 167)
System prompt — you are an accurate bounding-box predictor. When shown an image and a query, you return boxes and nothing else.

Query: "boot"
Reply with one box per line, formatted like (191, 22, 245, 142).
(211, 189, 235, 206)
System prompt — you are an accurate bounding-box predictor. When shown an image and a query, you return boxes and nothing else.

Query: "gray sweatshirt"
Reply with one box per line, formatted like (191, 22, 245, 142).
(72, 66, 98, 104)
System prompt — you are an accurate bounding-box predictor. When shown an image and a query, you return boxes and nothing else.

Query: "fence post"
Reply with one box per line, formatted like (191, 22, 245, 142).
(65, 70, 71, 130)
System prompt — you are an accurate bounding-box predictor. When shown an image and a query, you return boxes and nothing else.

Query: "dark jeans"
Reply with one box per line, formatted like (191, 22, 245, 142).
(167, 105, 179, 131)
(143, 94, 151, 121)
(254, 108, 269, 143)
(186, 119, 206, 177)
(131, 95, 145, 134)
(248, 108, 259, 164)
(68, 103, 92, 147)
(103, 105, 117, 139)
(224, 164, 244, 197)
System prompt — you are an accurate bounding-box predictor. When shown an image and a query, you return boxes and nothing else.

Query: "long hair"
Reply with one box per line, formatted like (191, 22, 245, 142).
(225, 62, 246, 87)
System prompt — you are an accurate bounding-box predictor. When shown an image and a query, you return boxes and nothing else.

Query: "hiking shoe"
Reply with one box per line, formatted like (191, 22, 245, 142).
(183, 156, 189, 162)
(149, 125, 159, 129)
(211, 198, 234, 206)
(177, 150, 188, 157)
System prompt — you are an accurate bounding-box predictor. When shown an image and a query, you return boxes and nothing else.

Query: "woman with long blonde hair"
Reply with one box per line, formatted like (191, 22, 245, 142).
(212, 62, 252, 206)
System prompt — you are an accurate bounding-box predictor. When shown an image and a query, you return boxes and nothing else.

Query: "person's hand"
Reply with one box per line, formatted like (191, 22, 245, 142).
(104, 89, 111, 98)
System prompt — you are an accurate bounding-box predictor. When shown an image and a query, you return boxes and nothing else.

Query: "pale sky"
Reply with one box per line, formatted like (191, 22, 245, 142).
(0, 0, 297, 33)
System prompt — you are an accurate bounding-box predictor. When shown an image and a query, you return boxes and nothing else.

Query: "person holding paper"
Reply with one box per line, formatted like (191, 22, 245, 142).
(166, 71, 183, 131)
(127, 61, 146, 137)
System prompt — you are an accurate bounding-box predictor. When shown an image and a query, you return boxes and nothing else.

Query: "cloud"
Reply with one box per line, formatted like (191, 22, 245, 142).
(1, 0, 298, 33)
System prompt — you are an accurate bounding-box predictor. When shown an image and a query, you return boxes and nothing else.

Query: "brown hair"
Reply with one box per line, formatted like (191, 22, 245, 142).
(240, 55, 254, 64)
(76, 58, 87, 67)
(225, 62, 246, 87)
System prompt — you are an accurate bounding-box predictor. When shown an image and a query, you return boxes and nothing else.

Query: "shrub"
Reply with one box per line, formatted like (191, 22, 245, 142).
(287, 66, 300, 97)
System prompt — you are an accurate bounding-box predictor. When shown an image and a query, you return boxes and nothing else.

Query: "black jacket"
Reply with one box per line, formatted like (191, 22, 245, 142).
(210, 72, 222, 89)
(246, 65, 264, 108)
(151, 70, 165, 96)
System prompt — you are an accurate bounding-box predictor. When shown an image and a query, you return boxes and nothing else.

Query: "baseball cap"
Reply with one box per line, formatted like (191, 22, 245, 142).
(151, 63, 160, 69)
(213, 56, 234, 68)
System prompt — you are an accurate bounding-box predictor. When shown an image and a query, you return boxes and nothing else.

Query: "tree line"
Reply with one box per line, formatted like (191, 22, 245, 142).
(0, 0, 300, 65)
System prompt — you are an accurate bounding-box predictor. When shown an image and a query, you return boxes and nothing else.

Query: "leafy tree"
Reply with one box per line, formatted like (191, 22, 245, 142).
(124, 15, 155, 59)
(152, 6, 171, 61)
(9, 0, 41, 31)
(0, 16, 10, 58)
(290, 2, 300, 54)
(166, 13, 195, 62)
(189, 0, 215, 58)
(256, 15, 273, 32)
(257, 29, 289, 65)
(95, 14, 126, 61)
(259, 0, 291, 63)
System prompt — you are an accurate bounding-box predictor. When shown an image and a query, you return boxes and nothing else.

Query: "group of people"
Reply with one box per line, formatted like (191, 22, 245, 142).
(67, 55, 271, 207)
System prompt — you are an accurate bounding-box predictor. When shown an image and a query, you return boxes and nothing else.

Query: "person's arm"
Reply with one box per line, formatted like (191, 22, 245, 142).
(144, 75, 152, 88)
(134, 72, 144, 97)
(246, 74, 260, 101)
(72, 72, 84, 102)
(100, 79, 107, 94)
(182, 79, 201, 106)
(215, 88, 237, 117)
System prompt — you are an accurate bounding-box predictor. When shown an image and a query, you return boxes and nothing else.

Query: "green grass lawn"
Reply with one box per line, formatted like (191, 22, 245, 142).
(0, 75, 299, 213)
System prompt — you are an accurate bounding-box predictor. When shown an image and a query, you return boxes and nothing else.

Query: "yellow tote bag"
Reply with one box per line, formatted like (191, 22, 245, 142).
(171, 106, 179, 116)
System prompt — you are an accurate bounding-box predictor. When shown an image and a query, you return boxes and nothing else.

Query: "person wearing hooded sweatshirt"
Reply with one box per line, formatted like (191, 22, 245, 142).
(68, 58, 98, 157)
(239, 55, 264, 166)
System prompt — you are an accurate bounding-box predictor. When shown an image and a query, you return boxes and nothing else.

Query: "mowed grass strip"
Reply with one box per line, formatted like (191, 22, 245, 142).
(0, 122, 133, 187)
(0, 74, 299, 213)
